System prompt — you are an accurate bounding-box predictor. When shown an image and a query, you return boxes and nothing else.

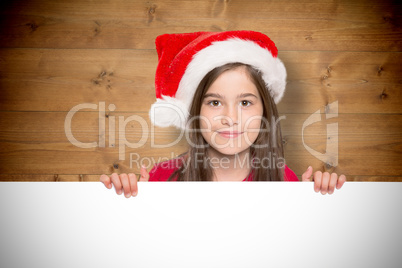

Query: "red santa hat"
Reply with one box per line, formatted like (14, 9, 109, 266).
(149, 31, 287, 129)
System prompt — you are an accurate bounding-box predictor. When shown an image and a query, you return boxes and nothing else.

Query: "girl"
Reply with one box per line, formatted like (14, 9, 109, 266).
(100, 31, 346, 197)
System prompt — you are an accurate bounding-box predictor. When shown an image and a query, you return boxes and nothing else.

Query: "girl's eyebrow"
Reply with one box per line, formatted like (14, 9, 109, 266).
(203, 93, 223, 99)
(203, 93, 258, 99)
(238, 93, 258, 99)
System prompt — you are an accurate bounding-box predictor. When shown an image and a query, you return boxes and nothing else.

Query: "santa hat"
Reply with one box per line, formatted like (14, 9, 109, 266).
(149, 31, 287, 129)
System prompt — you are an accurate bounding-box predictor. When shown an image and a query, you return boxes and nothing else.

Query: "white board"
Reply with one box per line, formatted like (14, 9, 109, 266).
(0, 182, 401, 268)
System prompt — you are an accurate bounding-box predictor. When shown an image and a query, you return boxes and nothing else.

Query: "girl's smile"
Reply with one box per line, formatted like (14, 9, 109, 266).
(217, 130, 244, 139)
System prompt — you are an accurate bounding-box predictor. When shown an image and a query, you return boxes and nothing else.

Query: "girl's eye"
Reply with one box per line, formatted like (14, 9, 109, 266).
(208, 100, 221, 107)
(240, 100, 252, 107)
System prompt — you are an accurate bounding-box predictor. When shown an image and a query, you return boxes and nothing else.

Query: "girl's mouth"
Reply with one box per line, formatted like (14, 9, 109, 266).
(217, 131, 244, 138)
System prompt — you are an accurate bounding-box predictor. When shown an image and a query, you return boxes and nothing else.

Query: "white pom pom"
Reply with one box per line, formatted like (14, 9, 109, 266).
(149, 95, 189, 129)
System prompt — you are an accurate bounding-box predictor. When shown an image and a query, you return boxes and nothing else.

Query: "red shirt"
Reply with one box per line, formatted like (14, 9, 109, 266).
(149, 158, 299, 181)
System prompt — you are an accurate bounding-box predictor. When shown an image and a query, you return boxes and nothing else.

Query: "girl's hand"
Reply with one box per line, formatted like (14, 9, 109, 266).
(301, 166, 346, 195)
(99, 165, 150, 198)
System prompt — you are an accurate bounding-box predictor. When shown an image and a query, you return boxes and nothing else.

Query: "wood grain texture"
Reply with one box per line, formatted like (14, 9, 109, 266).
(1, 49, 401, 113)
(0, 0, 401, 51)
(1, 174, 401, 182)
(0, 111, 400, 177)
(0, 0, 400, 181)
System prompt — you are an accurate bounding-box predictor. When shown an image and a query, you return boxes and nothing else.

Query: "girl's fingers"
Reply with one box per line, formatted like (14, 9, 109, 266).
(336, 174, 346, 189)
(320, 172, 330, 195)
(139, 165, 150, 182)
(313, 171, 322, 193)
(328, 173, 338, 195)
(119, 173, 131, 198)
(301, 166, 313, 182)
(99, 174, 112, 189)
(110, 173, 123, 195)
(305, 169, 346, 194)
(100, 171, 145, 198)
(128, 173, 138, 197)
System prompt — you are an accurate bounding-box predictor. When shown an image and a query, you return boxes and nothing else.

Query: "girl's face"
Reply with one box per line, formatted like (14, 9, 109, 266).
(199, 66, 264, 156)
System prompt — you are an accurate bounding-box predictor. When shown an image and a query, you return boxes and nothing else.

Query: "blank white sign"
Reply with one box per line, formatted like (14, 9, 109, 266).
(0, 182, 401, 268)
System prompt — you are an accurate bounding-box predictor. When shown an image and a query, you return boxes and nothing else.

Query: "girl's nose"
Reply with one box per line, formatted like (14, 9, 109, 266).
(221, 106, 239, 126)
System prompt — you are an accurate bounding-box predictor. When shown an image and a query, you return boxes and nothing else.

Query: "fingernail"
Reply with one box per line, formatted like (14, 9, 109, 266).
(141, 165, 146, 169)
(125, 193, 131, 198)
(132, 191, 137, 197)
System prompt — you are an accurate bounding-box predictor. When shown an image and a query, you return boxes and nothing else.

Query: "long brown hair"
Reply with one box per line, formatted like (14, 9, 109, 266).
(169, 63, 285, 181)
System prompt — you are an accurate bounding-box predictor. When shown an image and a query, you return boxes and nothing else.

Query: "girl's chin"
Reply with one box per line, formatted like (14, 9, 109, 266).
(208, 146, 250, 157)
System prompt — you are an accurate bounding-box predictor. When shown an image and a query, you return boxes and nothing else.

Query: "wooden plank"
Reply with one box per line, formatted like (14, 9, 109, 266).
(0, 174, 100, 182)
(0, 144, 400, 176)
(4, 133, 401, 159)
(1, 132, 400, 164)
(0, 110, 400, 176)
(0, 136, 400, 176)
(2, 0, 400, 23)
(0, 141, 400, 176)
(345, 176, 402, 182)
(285, 154, 402, 179)
(0, 143, 187, 175)
(1, 49, 401, 113)
(3, 0, 398, 21)
(284, 134, 402, 177)
(0, 174, 401, 182)
(0, 0, 400, 51)
(0, 111, 401, 136)
(2, 130, 400, 162)
(1, 78, 399, 113)
(0, 48, 158, 112)
(2, 18, 400, 51)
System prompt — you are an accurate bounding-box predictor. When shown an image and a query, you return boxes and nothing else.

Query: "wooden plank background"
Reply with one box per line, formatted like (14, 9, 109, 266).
(0, 0, 401, 181)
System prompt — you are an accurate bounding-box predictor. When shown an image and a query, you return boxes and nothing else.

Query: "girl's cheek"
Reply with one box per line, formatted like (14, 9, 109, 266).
(205, 109, 223, 121)
(242, 114, 263, 128)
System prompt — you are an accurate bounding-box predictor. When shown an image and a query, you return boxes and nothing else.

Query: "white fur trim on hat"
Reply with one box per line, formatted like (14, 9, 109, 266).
(149, 95, 189, 129)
